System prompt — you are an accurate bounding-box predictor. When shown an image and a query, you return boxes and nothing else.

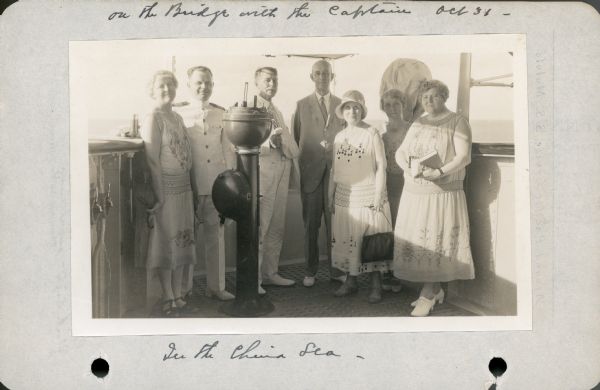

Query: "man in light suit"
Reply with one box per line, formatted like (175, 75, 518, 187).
(176, 66, 235, 301)
(292, 60, 347, 287)
(255, 67, 300, 291)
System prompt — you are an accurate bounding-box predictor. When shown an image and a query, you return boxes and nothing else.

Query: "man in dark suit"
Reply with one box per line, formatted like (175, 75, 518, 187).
(292, 60, 347, 287)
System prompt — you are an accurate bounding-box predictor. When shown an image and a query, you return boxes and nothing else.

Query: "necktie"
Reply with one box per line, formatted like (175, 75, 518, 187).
(319, 96, 328, 123)
(268, 105, 281, 128)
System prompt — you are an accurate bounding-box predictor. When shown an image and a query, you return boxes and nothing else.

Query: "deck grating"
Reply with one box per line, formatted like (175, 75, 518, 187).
(146, 261, 475, 318)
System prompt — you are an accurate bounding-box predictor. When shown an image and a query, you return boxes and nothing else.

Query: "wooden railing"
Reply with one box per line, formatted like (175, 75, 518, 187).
(89, 137, 517, 317)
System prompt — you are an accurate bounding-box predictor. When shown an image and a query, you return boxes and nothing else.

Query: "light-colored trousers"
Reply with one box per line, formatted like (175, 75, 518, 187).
(194, 195, 226, 292)
(258, 159, 292, 282)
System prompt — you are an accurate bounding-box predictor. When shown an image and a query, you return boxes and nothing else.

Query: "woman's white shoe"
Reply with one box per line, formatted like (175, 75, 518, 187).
(411, 288, 444, 307)
(410, 289, 444, 317)
(410, 296, 436, 317)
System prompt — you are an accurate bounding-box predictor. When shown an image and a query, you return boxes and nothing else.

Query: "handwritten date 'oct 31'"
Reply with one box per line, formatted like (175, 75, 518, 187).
(436, 5, 510, 16)
(162, 340, 362, 362)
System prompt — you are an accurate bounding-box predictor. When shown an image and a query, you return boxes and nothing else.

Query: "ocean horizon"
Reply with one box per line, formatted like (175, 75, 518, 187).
(88, 118, 514, 145)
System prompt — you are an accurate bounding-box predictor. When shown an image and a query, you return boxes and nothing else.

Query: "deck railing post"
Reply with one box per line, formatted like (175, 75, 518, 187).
(457, 53, 472, 119)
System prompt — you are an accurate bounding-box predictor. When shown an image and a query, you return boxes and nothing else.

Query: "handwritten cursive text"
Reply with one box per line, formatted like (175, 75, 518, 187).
(163, 342, 187, 361)
(194, 341, 219, 359)
(164, 2, 230, 26)
(299, 342, 341, 357)
(329, 2, 411, 19)
(107, 2, 512, 25)
(435, 5, 509, 17)
(230, 340, 286, 359)
(287, 2, 311, 19)
(240, 5, 278, 18)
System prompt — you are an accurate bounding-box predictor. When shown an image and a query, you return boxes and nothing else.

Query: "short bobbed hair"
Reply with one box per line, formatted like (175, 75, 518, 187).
(419, 79, 449, 102)
(148, 70, 178, 98)
(379, 89, 405, 111)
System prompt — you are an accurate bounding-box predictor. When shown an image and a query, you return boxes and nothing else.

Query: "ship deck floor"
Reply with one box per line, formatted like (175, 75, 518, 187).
(133, 261, 476, 318)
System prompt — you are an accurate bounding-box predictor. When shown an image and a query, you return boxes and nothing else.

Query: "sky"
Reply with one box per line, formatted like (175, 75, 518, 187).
(73, 36, 516, 142)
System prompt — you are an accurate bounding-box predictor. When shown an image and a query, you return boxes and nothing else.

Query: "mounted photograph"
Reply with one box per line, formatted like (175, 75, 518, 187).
(70, 34, 530, 335)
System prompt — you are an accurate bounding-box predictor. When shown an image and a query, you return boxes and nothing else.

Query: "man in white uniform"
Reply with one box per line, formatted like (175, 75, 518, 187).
(176, 66, 235, 301)
(254, 67, 300, 291)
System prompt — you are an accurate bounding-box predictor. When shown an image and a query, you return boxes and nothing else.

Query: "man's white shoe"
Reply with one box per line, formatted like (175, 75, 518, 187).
(302, 276, 316, 287)
(206, 289, 235, 301)
(262, 273, 295, 287)
(258, 286, 266, 295)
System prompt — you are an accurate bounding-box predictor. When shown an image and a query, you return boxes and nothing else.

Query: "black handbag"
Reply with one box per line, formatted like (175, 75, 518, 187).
(361, 212, 394, 263)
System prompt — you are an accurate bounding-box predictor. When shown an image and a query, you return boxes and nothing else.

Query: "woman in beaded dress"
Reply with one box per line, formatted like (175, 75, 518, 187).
(329, 90, 392, 303)
(393, 80, 475, 316)
(141, 70, 196, 316)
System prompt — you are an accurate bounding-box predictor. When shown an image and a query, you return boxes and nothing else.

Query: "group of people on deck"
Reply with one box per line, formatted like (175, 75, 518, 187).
(142, 59, 475, 318)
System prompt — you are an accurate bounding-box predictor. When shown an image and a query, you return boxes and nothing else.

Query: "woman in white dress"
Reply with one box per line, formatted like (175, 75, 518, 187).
(329, 90, 392, 303)
(393, 80, 475, 316)
(141, 70, 196, 316)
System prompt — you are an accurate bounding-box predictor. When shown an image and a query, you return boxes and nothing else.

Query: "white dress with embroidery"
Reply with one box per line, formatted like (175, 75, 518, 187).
(392, 113, 474, 282)
(145, 109, 196, 270)
(331, 126, 392, 276)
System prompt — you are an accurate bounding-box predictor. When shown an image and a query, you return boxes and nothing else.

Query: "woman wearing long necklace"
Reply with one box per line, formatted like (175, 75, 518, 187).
(141, 70, 196, 316)
(328, 90, 392, 303)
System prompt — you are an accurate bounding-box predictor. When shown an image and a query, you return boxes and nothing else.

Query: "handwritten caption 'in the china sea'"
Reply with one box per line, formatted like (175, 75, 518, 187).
(162, 340, 366, 361)
(107, 2, 511, 27)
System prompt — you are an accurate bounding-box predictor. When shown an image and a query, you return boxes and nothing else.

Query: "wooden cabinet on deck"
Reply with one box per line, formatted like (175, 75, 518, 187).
(448, 143, 517, 315)
(89, 138, 149, 318)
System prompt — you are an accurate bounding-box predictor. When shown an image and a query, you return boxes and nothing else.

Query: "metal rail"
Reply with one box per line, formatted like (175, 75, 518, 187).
(456, 53, 514, 119)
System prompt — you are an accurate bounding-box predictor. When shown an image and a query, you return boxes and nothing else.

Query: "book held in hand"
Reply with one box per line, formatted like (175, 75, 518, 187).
(418, 150, 443, 169)
(409, 150, 443, 177)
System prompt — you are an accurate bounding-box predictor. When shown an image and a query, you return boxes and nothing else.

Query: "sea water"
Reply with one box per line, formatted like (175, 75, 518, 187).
(89, 118, 514, 145)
